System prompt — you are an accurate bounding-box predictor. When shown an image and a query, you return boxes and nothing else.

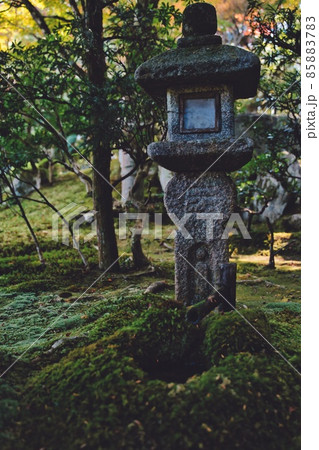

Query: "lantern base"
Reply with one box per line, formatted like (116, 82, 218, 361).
(164, 171, 237, 305)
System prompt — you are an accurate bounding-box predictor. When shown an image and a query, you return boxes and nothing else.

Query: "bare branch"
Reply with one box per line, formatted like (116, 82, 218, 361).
(13, 172, 89, 268)
(1, 170, 46, 266)
(21, 0, 51, 35)
(68, 0, 82, 19)
(112, 162, 138, 188)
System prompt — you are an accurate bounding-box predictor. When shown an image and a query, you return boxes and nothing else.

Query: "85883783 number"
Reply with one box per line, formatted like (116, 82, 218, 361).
(306, 17, 316, 79)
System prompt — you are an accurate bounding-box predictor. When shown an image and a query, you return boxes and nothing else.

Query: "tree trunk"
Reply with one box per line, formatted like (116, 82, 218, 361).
(119, 150, 136, 205)
(86, 0, 119, 270)
(48, 161, 53, 184)
(128, 164, 152, 268)
(93, 149, 119, 270)
(70, 159, 93, 196)
(266, 217, 276, 269)
(131, 220, 149, 268)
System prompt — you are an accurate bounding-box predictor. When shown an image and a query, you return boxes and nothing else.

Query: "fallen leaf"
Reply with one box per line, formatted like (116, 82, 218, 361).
(201, 423, 212, 433)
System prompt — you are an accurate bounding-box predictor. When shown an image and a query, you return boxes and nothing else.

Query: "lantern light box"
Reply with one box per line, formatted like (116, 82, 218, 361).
(179, 93, 220, 133)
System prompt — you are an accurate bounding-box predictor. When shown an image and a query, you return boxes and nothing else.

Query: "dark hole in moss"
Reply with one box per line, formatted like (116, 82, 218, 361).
(142, 360, 206, 383)
(59, 291, 73, 298)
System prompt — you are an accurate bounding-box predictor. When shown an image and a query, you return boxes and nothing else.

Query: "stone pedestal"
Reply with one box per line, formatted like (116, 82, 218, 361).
(165, 172, 236, 305)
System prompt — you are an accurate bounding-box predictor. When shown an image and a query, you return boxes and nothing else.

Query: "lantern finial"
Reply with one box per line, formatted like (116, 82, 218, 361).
(182, 3, 217, 37)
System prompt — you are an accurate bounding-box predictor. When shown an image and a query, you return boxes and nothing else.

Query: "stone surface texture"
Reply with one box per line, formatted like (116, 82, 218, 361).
(177, 34, 222, 48)
(165, 172, 237, 304)
(134, 44, 260, 100)
(182, 2, 217, 36)
(167, 85, 234, 141)
(148, 138, 253, 173)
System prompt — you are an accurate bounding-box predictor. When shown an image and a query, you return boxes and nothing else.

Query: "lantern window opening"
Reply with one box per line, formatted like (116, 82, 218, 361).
(179, 92, 221, 134)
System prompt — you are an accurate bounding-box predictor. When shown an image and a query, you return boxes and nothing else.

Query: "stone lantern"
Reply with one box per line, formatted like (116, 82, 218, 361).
(135, 2, 260, 310)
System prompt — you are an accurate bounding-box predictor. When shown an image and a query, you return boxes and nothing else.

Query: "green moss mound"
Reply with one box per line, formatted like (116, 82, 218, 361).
(201, 309, 271, 364)
(10, 301, 300, 450)
(264, 302, 301, 314)
(0, 380, 19, 442)
(111, 300, 200, 366)
(265, 307, 301, 372)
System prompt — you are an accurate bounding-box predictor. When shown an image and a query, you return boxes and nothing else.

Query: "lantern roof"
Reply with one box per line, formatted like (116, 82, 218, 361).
(135, 3, 260, 100)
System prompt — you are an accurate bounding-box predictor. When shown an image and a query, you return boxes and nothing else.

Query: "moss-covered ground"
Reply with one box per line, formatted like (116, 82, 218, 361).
(0, 174, 300, 449)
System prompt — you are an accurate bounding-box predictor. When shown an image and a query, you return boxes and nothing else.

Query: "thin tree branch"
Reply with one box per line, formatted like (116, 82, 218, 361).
(21, 0, 51, 35)
(112, 162, 138, 188)
(4, 195, 47, 205)
(1, 170, 46, 266)
(13, 172, 89, 268)
(69, 0, 82, 19)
